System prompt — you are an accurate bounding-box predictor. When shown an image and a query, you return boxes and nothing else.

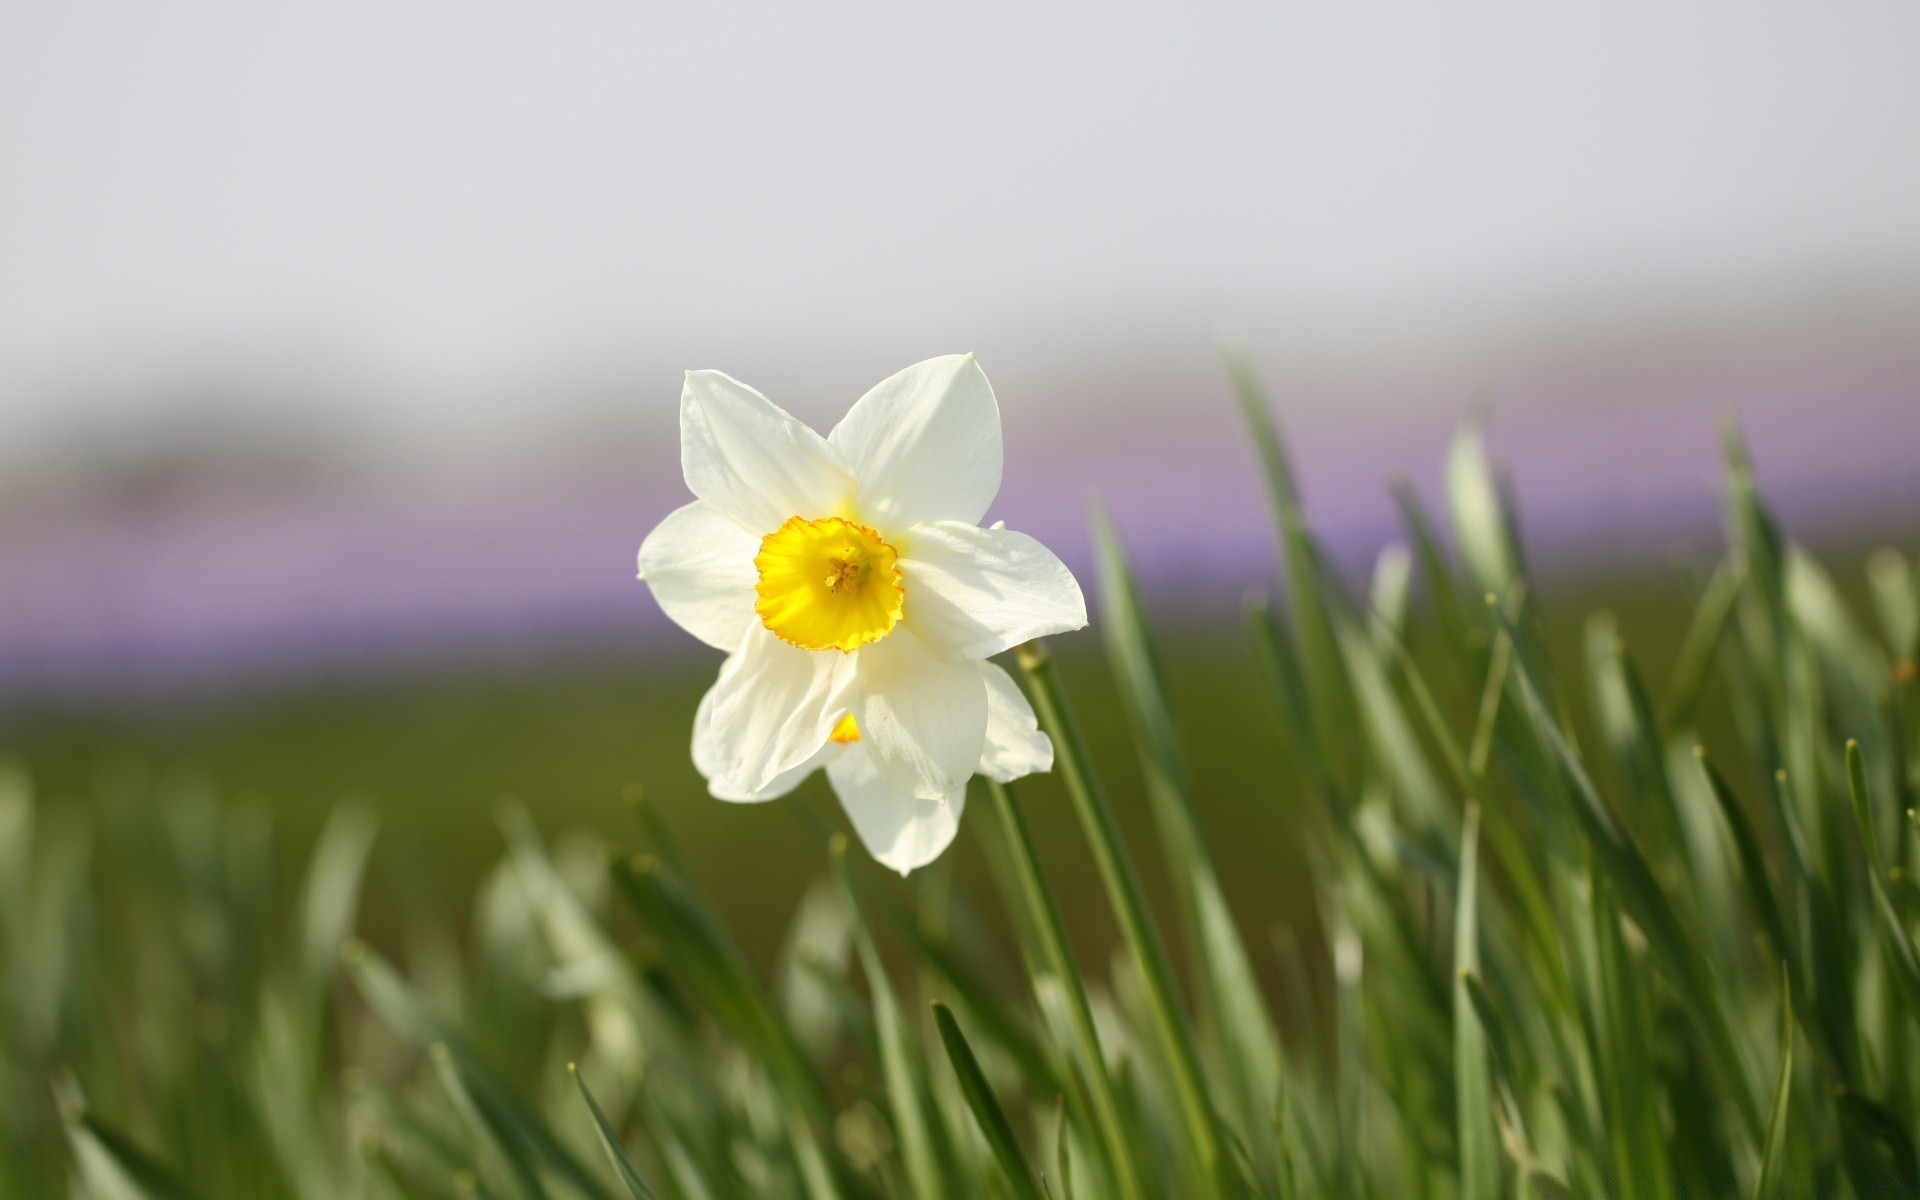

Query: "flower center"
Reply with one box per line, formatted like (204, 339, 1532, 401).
(829, 712, 862, 743)
(754, 516, 904, 652)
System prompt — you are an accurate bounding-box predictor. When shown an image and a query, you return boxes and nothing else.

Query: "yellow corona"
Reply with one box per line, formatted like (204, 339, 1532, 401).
(753, 516, 905, 652)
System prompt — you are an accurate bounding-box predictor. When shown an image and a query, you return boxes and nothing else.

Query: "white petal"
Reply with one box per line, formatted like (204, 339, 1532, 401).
(899, 521, 1087, 660)
(681, 370, 853, 533)
(829, 354, 1001, 528)
(692, 678, 838, 800)
(706, 625, 858, 793)
(827, 748, 965, 875)
(637, 500, 761, 651)
(855, 628, 988, 801)
(977, 661, 1052, 782)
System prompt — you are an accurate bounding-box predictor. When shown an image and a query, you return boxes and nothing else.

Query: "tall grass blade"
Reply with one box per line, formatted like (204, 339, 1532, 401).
(1225, 346, 1363, 795)
(836, 840, 950, 1200)
(1017, 641, 1226, 1195)
(345, 942, 617, 1200)
(1453, 806, 1497, 1200)
(63, 1101, 200, 1200)
(981, 777, 1146, 1200)
(1492, 606, 1764, 1140)
(298, 799, 379, 1000)
(569, 1065, 659, 1200)
(1847, 741, 1920, 1011)
(1699, 752, 1799, 996)
(932, 1002, 1046, 1200)
(1756, 968, 1793, 1200)
(1091, 502, 1284, 1162)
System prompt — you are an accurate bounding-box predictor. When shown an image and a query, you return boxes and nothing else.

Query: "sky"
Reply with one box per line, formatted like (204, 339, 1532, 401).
(4, 5, 1920, 455)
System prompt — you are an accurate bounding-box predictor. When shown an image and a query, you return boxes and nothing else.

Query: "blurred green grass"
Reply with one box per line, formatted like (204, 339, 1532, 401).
(4, 389, 1919, 1196)
(0, 568, 1730, 980)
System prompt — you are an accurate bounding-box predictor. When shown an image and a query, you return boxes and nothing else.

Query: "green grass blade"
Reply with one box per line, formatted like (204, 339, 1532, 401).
(836, 840, 951, 1200)
(344, 942, 617, 1200)
(1454, 806, 1498, 1200)
(827, 842, 1061, 1097)
(1698, 752, 1799, 995)
(1663, 556, 1744, 729)
(932, 1002, 1046, 1200)
(569, 1065, 659, 1200)
(1756, 968, 1793, 1200)
(298, 798, 379, 1000)
(1091, 502, 1285, 1149)
(63, 1104, 200, 1200)
(1390, 480, 1479, 676)
(1017, 641, 1226, 1194)
(609, 854, 833, 1125)
(1866, 549, 1918, 659)
(1226, 346, 1363, 793)
(1445, 416, 1522, 603)
(1052, 1093, 1076, 1200)
(982, 776, 1147, 1200)
(428, 1041, 550, 1200)
(1847, 741, 1920, 1011)
(1491, 606, 1765, 1141)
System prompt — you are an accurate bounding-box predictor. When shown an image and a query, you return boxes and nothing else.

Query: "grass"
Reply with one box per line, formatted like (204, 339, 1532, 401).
(3, 360, 1919, 1198)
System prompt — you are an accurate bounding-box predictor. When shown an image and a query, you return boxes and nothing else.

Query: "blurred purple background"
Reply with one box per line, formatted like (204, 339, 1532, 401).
(3, 6, 1917, 704)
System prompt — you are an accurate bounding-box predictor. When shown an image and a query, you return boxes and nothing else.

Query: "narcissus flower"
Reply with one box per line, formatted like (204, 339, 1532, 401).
(638, 354, 1086, 872)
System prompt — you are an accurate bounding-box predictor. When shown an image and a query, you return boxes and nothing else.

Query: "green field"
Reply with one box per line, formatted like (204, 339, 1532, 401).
(4, 405, 1918, 1198)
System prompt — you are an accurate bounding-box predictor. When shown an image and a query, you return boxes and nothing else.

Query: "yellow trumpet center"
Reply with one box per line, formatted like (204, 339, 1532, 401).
(753, 516, 904, 653)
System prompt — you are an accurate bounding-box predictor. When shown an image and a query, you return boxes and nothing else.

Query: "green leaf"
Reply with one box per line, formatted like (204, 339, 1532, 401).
(933, 1002, 1046, 1200)
(1698, 752, 1798, 997)
(1389, 479, 1478, 678)
(1756, 968, 1793, 1199)
(1662, 557, 1743, 729)
(1847, 741, 1920, 1012)
(298, 799, 379, 997)
(609, 855, 833, 1125)
(1491, 606, 1764, 1141)
(1445, 416, 1522, 603)
(1866, 549, 1918, 658)
(1453, 806, 1498, 1200)
(1225, 345, 1363, 795)
(64, 1104, 200, 1200)
(1017, 643, 1226, 1196)
(344, 942, 618, 1200)
(982, 777, 1147, 1200)
(836, 840, 951, 1200)
(570, 1065, 659, 1200)
(1091, 501, 1285, 1159)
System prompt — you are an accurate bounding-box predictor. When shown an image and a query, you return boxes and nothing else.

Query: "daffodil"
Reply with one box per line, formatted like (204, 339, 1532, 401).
(638, 354, 1086, 873)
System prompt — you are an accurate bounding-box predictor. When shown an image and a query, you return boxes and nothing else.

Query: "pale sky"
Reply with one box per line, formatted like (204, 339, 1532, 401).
(5, 4, 1919, 452)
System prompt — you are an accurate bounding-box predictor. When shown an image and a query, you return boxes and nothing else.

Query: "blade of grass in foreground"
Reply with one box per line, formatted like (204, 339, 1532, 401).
(1490, 606, 1765, 1142)
(1847, 741, 1920, 1011)
(570, 1065, 659, 1200)
(982, 776, 1147, 1200)
(835, 839, 951, 1200)
(1226, 344, 1362, 795)
(609, 856, 832, 1125)
(1454, 806, 1498, 1200)
(1090, 501, 1284, 1158)
(345, 941, 619, 1200)
(1698, 752, 1803, 1011)
(1017, 640, 1227, 1196)
(932, 1001, 1046, 1200)
(62, 1098, 200, 1200)
(1756, 969, 1793, 1200)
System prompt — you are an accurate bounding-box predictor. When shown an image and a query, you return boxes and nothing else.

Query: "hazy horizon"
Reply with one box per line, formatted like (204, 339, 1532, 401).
(6, 5, 1920, 460)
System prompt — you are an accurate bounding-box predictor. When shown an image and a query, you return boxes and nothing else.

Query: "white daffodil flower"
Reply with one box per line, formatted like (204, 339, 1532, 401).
(638, 354, 1087, 873)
